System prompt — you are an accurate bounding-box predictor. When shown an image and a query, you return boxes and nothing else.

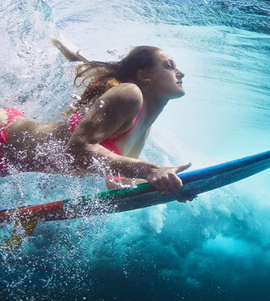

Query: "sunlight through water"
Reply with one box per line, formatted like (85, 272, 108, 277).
(0, 0, 270, 300)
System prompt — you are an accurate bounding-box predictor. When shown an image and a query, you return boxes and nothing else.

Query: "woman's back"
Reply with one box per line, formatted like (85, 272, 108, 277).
(0, 112, 71, 174)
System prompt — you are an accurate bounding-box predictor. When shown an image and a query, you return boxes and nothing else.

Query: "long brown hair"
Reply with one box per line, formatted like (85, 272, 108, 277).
(53, 39, 160, 115)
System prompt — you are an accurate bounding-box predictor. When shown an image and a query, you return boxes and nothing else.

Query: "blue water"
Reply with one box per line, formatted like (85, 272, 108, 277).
(0, 0, 270, 300)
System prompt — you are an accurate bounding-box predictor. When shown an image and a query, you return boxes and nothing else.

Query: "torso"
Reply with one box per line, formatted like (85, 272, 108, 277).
(0, 107, 150, 174)
(113, 115, 151, 158)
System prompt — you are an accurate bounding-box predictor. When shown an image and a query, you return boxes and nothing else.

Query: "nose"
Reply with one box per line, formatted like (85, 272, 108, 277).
(176, 69, 184, 80)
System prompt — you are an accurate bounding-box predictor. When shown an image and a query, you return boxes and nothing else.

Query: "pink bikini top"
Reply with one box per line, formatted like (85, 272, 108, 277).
(69, 104, 144, 155)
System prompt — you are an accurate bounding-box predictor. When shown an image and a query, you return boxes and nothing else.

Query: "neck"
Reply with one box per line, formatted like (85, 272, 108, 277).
(141, 88, 170, 126)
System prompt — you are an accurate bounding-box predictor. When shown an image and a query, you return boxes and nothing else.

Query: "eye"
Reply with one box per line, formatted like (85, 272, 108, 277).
(165, 60, 176, 70)
(165, 62, 174, 70)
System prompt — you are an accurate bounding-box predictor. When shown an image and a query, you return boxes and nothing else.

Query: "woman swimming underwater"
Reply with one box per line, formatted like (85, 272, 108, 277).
(0, 40, 191, 194)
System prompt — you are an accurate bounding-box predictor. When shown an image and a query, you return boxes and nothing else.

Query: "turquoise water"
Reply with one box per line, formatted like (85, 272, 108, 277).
(0, 0, 270, 300)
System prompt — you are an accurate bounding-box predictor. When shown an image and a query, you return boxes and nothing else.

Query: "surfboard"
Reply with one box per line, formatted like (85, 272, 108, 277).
(1, 150, 270, 249)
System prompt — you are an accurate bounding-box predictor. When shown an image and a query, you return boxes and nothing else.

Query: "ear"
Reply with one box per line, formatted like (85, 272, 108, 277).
(137, 70, 152, 84)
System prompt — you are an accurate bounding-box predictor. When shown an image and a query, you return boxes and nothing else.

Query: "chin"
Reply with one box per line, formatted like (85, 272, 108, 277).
(173, 89, 185, 98)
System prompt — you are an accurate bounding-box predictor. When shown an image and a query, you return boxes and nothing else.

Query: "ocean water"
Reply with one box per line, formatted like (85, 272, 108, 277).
(0, 0, 270, 300)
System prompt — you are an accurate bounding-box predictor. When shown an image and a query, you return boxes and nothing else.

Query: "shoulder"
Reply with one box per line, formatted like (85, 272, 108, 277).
(112, 83, 142, 96)
(98, 83, 143, 114)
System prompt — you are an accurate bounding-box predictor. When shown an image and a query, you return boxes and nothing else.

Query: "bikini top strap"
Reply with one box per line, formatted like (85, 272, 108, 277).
(111, 104, 144, 143)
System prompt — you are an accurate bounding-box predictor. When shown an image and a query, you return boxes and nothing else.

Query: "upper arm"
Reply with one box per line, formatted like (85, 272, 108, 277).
(68, 83, 143, 147)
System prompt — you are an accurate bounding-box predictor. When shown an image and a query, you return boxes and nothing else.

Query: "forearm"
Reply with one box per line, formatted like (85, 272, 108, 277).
(107, 153, 158, 179)
(65, 142, 192, 194)
(106, 177, 147, 190)
(66, 143, 158, 179)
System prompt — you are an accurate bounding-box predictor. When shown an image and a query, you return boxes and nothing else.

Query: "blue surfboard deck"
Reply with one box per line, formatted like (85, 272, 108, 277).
(1, 150, 269, 223)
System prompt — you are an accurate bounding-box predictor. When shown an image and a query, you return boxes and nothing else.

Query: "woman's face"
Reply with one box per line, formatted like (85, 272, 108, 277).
(148, 50, 185, 100)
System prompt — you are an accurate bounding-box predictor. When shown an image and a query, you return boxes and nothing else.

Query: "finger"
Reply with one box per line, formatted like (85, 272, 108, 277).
(175, 163, 192, 174)
(153, 179, 171, 194)
(150, 177, 171, 194)
(157, 175, 183, 194)
(186, 194, 198, 201)
(176, 194, 197, 203)
(164, 180, 178, 194)
(152, 182, 168, 194)
(168, 173, 183, 191)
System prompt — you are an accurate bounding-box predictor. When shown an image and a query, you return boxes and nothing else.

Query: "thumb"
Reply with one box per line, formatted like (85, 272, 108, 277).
(175, 162, 192, 174)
